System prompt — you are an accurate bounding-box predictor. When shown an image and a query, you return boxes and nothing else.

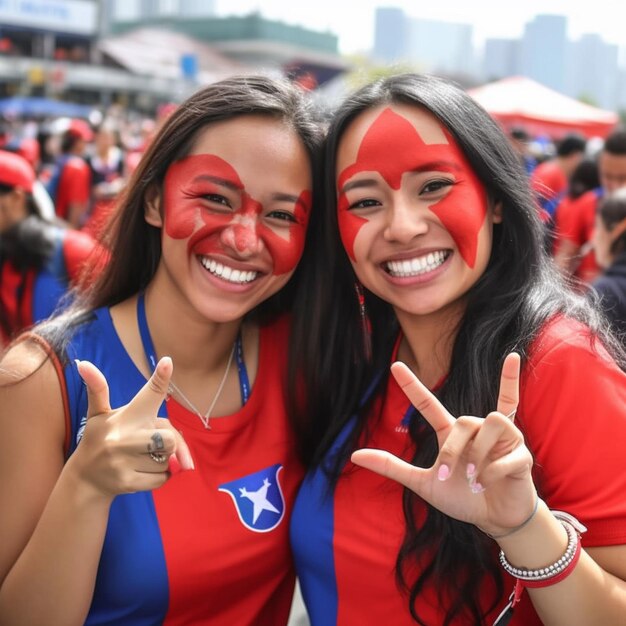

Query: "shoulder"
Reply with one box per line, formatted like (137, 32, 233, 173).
(61, 230, 107, 281)
(526, 316, 614, 372)
(63, 156, 90, 173)
(62, 228, 98, 256)
(520, 315, 625, 415)
(0, 335, 66, 416)
(572, 189, 600, 210)
(0, 334, 69, 462)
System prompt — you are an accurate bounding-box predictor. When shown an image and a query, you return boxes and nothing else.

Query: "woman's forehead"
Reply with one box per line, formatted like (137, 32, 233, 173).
(337, 104, 449, 165)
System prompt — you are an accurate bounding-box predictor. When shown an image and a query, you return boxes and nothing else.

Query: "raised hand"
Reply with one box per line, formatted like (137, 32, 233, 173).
(66, 357, 194, 498)
(351, 353, 537, 536)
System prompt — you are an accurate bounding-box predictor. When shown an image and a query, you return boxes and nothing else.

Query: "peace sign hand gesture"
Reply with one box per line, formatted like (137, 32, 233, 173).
(65, 357, 195, 500)
(351, 353, 537, 537)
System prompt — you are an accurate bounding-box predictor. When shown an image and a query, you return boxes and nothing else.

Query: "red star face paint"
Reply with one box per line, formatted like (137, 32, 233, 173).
(163, 154, 311, 275)
(337, 107, 487, 268)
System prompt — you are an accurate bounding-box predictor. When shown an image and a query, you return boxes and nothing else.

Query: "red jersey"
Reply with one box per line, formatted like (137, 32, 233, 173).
(292, 317, 626, 625)
(54, 156, 91, 222)
(531, 160, 567, 201)
(554, 188, 602, 283)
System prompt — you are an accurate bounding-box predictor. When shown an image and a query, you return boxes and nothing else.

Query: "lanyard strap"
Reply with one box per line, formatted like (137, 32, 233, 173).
(136, 292, 250, 405)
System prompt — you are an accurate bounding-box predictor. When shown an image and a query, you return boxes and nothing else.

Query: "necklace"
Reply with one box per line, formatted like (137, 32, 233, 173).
(166, 341, 235, 429)
(136, 292, 251, 430)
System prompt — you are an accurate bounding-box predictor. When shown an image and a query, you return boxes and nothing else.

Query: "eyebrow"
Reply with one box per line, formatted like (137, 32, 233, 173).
(273, 192, 311, 212)
(192, 174, 242, 191)
(339, 159, 462, 194)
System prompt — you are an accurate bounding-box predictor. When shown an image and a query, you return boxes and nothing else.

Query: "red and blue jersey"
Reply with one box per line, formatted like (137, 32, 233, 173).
(60, 309, 303, 625)
(291, 317, 626, 625)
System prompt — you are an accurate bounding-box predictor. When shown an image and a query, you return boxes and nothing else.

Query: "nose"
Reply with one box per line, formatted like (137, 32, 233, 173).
(383, 197, 429, 244)
(220, 215, 264, 258)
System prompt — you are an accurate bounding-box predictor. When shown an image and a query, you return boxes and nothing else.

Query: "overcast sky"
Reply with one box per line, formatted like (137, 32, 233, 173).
(214, 0, 625, 56)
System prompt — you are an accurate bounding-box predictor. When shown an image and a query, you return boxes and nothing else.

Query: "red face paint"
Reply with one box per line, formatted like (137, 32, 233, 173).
(337, 107, 487, 268)
(163, 154, 311, 275)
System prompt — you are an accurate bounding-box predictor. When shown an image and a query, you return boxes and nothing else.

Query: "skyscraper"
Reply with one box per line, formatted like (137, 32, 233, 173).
(373, 7, 408, 63)
(520, 14, 567, 92)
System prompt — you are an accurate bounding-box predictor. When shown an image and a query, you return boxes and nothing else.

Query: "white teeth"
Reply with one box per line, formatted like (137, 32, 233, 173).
(386, 251, 448, 277)
(199, 257, 258, 284)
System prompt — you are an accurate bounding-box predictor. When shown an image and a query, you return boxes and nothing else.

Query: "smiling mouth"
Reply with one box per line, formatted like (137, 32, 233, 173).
(199, 256, 259, 284)
(384, 250, 451, 277)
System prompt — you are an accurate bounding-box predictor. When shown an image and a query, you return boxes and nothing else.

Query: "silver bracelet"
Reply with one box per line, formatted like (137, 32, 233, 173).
(498, 511, 587, 582)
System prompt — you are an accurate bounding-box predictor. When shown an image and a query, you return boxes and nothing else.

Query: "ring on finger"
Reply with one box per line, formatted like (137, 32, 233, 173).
(149, 452, 168, 464)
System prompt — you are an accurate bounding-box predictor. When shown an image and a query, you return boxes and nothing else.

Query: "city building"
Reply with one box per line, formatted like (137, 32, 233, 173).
(373, 7, 408, 63)
(567, 34, 619, 111)
(483, 38, 521, 82)
(519, 14, 568, 93)
(373, 8, 476, 78)
(0, 0, 347, 112)
(109, 12, 348, 88)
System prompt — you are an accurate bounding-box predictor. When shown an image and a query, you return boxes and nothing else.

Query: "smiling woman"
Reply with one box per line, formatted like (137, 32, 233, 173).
(289, 73, 626, 626)
(0, 75, 322, 626)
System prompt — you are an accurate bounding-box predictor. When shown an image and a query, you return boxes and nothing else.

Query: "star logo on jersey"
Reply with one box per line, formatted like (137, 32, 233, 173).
(218, 464, 285, 533)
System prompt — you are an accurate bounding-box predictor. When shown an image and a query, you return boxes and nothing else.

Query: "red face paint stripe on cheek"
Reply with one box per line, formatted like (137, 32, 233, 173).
(336, 192, 367, 262)
(336, 108, 487, 268)
(262, 188, 312, 275)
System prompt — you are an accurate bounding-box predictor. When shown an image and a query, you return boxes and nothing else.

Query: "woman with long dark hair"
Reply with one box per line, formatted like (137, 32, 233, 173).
(289, 73, 626, 625)
(0, 75, 321, 625)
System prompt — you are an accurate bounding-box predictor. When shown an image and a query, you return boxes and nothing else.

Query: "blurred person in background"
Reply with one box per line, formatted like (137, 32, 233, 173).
(550, 159, 600, 247)
(83, 121, 127, 240)
(590, 187, 626, 338)
(44, 119, 94, 228)
(531, 133, 586, 221)
(508, 126, 537, 175)
(554, 129, 626, 285)
(0, 150, 103, 346)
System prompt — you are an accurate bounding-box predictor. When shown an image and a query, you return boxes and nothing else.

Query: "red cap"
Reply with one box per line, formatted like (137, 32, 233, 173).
(0, 149, 35, 192)
(67, 119, 94, 142)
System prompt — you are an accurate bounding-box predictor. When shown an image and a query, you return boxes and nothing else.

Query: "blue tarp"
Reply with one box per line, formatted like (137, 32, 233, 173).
(0, 97, 93, 119)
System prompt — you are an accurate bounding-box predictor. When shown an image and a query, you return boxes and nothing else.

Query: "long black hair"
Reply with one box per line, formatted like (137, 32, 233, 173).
(289, 73, 626, 624)
(38, 74, 322, 355)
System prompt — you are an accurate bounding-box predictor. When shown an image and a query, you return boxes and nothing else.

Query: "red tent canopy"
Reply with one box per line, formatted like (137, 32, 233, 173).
(467, 76, 619, 139)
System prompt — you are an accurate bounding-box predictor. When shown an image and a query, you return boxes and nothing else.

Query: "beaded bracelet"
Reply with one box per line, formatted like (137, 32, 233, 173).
(492, 510, 587, 626)
(499, 516, 581, 582)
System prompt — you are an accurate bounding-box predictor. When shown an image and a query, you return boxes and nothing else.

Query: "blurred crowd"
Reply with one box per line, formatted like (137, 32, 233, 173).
(0, 102, 176, 346)
(508, 125, 626, 333)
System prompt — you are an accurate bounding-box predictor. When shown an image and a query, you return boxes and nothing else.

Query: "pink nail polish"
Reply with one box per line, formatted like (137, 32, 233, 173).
(471, 481, 485, 494)
(466, 463, 476, 479)
(437, 464, 450, 481)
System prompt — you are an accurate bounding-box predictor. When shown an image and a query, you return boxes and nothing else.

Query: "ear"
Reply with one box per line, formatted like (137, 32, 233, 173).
(144, 184, 163, 228)
(492, 200, 503, 224)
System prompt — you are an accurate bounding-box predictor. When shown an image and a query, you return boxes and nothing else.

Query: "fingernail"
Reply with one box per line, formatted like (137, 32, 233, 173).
(470, 481, 485, 494)
(168, 455, 182, 476)
(74, 360, 86, 384)
(466, 463, 476, 479)
(181, 450, 195, 471)
(437, 464, 450, 481)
